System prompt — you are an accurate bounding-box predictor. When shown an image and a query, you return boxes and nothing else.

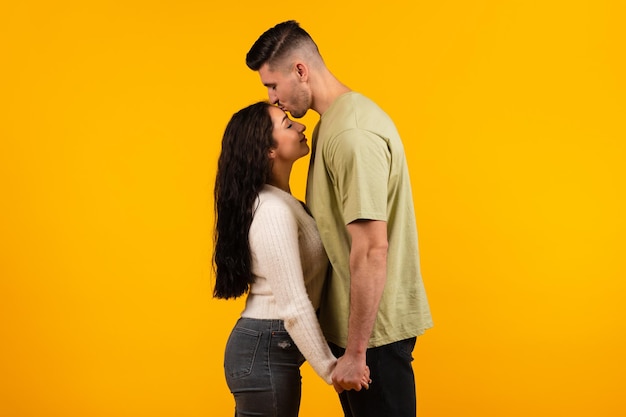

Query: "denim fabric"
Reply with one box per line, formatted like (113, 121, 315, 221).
(224, 318, 305, 417)
(330, 337, 418, 417)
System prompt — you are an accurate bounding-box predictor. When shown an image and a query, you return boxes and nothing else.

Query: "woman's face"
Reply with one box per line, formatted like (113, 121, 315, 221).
(268, 106, 309, 163)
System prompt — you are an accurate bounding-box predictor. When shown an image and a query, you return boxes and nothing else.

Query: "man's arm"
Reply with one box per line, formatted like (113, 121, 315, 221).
(332, 219, 387, 392)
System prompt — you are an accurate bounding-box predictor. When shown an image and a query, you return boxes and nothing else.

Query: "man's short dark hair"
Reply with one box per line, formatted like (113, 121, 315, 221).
(246, 20, 318, 71)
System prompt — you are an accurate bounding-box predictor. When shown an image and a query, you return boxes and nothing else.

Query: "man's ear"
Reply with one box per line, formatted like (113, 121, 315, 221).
(294, 63, 308, 81)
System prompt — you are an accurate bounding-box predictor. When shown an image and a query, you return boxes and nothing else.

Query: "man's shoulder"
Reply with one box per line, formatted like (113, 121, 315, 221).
(331, 92, 382, 115)
(326, 92, 393, 129)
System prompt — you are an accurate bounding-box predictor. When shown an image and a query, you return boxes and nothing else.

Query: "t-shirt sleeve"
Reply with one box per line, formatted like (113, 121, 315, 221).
(249, 202, 336, 384)
(325, 128, 390, 224)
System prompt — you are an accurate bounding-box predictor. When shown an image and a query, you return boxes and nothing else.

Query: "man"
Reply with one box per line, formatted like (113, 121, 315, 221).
(246, 21, 433, 417)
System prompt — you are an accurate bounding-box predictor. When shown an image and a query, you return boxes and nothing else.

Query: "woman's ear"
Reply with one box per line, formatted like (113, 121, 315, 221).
(268, 148, 276, 159)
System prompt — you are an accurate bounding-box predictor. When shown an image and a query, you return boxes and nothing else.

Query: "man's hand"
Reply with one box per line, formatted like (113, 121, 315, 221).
(331, 354, 371, 393)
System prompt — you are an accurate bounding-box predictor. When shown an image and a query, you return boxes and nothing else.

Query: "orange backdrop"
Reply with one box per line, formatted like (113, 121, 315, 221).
(1, 1, 625, 416)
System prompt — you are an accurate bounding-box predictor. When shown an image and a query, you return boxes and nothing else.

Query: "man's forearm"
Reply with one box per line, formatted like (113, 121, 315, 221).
(346, 252, 387, 357)
(331, 220, 388, 391)
(345, 220, 388, 357)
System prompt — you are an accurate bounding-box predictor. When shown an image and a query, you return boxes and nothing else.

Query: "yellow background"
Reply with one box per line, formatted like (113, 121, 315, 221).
(1, 1, 625, 416)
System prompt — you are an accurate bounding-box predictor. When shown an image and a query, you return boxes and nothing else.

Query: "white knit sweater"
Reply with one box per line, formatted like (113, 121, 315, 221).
(242, 185, 336, 384)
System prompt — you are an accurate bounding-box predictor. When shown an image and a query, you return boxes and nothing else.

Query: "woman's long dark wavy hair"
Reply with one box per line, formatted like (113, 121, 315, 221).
(213, 101, 275, 299)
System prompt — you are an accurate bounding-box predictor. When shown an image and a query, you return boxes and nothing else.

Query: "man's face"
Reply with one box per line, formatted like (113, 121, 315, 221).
(258, 63, 311, 118)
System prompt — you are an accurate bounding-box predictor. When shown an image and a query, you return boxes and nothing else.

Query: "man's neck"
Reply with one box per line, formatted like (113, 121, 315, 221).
(310, 71, 351, 115)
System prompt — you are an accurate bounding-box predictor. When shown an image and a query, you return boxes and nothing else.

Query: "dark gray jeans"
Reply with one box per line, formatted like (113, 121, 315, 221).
(224, 318, 305, 417)
(330, 337, 418, 417)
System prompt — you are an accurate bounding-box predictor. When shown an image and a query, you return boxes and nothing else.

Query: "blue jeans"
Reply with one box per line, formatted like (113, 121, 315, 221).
(224, 318, 305, 417)
(330, 337, 417, 417)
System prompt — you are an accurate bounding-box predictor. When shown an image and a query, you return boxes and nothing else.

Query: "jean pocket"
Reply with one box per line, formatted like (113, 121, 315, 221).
(224, 327, 261, 379)
(271, 331, 304, 364)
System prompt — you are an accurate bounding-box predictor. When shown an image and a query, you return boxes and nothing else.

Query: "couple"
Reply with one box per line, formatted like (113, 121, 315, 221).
(213, 21, 433, 417)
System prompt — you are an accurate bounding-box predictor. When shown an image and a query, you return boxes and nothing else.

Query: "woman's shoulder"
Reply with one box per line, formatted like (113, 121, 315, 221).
(255, 185, 293, 213)
(258, 185, 288, 203)
(256, 185, 309, 218)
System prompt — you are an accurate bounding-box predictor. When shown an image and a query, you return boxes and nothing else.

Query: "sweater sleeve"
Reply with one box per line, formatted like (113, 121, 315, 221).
(249, 202, 336, 384)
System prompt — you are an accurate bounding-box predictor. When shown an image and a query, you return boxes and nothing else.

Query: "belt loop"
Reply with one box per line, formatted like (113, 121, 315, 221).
(272, 319, 284, 332)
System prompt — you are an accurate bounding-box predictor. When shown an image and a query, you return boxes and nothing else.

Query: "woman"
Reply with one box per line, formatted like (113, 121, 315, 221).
(214, 102, 370, 416)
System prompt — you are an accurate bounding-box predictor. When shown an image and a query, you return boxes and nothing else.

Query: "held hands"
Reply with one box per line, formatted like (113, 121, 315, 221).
(331, 354, 372, 393)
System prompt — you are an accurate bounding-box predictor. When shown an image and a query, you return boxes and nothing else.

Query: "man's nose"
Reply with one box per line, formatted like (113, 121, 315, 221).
(268, 90, 279, 105)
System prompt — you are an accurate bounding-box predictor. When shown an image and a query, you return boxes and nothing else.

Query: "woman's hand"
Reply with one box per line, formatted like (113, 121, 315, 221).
(361, 365, 372, 390)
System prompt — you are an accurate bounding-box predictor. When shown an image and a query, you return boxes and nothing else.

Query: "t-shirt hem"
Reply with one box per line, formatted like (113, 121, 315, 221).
(324, 324, 433, 349)
(343, 211, 388, 225)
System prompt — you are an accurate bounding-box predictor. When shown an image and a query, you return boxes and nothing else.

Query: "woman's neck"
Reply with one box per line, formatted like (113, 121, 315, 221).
(267, 177, 291, 194)
(268, 162, 293, 194)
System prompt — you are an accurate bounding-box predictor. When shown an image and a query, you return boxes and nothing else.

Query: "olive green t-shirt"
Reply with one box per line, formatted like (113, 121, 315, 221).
(306, 92, 433, 348)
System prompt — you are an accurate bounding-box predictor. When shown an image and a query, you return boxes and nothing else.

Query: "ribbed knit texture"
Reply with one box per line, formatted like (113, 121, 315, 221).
(242, 185, 336, 384)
